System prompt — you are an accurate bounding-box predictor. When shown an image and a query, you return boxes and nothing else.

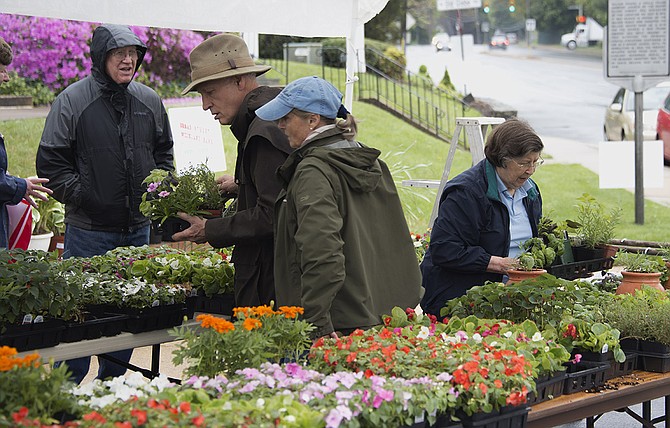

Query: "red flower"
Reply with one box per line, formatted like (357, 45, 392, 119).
(506, 386, 529, 406)
(131, 409, 147, 425)
(114, 422, 132, 428)
(179, 401, 192, 414)
(405, 307, 415, 320)
(383, 316, 392, 326)
(346, 352, 357, 363)
(479, 382, 488, 394)
(364, 369, 374, 378)
(192, 415, 206, 427)
(83, 412, 107, 423)
(11, 407, 29, 423)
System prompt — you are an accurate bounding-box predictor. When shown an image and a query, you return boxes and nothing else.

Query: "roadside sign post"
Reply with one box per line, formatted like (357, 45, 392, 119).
(437, 0, 483, 61)
(603, 0, 670, 224)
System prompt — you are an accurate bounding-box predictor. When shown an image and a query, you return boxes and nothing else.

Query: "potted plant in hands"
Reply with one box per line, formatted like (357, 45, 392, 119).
(506, 237, 557, 283)
(139, 163, 227, 242)
(568, 193, 622, 261)
(28, 194, 65, 252)
(612, 250, 667, 294)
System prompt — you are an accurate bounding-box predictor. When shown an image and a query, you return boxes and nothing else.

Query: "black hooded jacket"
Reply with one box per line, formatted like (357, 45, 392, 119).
(36, 24, 174, 232)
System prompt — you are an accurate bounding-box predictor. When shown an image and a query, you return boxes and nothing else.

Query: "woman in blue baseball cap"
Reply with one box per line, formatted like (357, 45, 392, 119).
(256, 76, 421, 340)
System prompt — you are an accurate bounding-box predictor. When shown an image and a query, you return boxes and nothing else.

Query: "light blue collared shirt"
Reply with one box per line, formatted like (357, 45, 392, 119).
(495, 173, 533, 258)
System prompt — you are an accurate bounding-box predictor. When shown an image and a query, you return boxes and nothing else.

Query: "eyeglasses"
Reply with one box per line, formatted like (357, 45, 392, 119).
(110, 48, 140, 61)
(509, 157, 544, 170)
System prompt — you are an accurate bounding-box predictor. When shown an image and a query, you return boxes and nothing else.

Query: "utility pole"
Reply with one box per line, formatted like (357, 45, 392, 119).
(526, 0, 530, 48)
(400, 0, 408, 56)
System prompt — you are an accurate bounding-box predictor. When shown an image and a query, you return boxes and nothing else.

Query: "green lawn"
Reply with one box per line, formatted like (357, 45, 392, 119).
(2, 100, 669, 242)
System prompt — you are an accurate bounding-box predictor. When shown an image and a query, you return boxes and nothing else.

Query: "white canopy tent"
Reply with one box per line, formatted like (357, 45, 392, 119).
(0, 0, 389, 111)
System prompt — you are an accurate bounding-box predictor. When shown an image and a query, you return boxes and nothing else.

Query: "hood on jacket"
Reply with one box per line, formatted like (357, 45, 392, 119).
(279, 129, 383, 193)
(90, 24, 147, 85)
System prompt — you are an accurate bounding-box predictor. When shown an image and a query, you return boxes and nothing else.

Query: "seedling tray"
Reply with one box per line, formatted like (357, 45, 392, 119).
(563, 361, 609, 394)
(547, 258, 614, 280)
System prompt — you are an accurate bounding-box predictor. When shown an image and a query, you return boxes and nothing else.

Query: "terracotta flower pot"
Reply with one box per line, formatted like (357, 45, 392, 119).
(615, 271, 664, 295)
(506, 269, 547, 284)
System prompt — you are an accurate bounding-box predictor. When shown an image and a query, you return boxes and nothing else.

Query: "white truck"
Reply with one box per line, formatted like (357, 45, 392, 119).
(560, 17, 604, 50)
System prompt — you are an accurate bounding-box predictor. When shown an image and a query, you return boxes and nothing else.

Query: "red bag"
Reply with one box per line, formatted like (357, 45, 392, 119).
(7, 199, 32, 250)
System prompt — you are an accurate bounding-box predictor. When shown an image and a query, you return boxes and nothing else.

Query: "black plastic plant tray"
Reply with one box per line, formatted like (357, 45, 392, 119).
(547, 258, 614, 280)
(527, 371, 568, 405)
(61, 312, 128, 343)
(563, 360, 609, 394)
(0, 319, 65, 351)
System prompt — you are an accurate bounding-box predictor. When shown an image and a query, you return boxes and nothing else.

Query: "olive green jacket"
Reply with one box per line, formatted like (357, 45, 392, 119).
(274, 127, 421, 338)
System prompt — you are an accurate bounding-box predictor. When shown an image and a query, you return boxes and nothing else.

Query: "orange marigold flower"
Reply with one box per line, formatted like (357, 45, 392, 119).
(0, 346, 18, 357)
(251, 305, 276, 317)
(233, 307, 252, 318)
(278, 306, 304, 319)
(243, 318, 263, 331)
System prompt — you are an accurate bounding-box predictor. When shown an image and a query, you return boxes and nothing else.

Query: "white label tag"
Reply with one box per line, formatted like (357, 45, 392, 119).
(152, 300, 160, 307)
(22, 314, 33, 325)
(602, 343, 609, 353)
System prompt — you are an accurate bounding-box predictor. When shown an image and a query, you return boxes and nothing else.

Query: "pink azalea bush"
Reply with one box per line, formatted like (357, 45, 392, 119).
(0, 13, 204, 99)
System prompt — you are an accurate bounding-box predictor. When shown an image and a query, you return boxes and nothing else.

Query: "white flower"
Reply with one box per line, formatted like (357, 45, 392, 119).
(532, 332, 544, 342)
(417, 326, 430, 340)
(256, 398, 265, 408)
(504, 331, 513, 338)
(150, 375, 174, 391)
(222, 401, 232, 410)
(472, 333, 482, 343)
(170, 259, 181, 270)
(90, 394, 117, 409)
(285, 415, 296, 423)
(202, 258, 213, 267)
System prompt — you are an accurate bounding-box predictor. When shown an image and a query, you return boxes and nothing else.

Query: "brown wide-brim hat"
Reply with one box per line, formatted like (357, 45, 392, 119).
(181, 33, 271, 95)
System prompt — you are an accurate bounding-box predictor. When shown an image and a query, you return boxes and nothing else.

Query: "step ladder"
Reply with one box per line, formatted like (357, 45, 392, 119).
(402, 117, 505, 227)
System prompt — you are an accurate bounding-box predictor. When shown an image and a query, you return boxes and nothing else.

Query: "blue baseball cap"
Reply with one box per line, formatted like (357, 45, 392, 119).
(256, 76, 343, 121)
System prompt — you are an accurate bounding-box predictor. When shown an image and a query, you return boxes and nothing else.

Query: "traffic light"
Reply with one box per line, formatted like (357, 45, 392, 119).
(483, 2, 490, 13)
(508, 0, 516, 12)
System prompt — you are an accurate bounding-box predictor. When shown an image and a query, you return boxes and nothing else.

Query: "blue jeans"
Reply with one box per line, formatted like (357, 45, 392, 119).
(57, 224, 150, 384)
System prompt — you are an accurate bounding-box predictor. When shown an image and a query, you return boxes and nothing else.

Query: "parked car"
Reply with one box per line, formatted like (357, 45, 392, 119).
(431, 32, 451, 52)
(657, 91, 670, 165)
(603, 81, 670, 142)
(489, 34, 509, 50)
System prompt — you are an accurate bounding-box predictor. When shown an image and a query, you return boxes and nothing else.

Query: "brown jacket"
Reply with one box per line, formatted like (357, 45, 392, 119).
(205, 86, 291, 306)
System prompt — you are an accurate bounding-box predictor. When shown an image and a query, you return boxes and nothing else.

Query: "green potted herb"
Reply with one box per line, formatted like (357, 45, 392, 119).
(568, 193, 621, 260)
(506, 237, 556, 283)
(612, 250, 667, 294)
(602, 287, 670, 353)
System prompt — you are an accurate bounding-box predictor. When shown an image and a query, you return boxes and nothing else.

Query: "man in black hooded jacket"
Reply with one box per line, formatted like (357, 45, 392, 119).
(36, 24, 174, 383)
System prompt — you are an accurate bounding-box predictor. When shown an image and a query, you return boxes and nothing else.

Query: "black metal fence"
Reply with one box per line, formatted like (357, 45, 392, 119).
(260, 45, 474, 148)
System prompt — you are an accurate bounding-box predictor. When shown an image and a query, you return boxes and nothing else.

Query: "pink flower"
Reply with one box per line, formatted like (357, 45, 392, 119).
(147, 181, 161, 192)
(572, 353, 582, 364)
(158, 190, 171, 198)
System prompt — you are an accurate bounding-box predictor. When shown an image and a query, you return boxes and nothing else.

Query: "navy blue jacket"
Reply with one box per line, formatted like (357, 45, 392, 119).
(420, 159, 542, 316)
(0, 133, 28, 248)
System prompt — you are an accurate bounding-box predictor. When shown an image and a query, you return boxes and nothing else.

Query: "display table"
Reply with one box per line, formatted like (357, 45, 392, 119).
(527, 370, 670, 427)
(16, 320, 200, 382)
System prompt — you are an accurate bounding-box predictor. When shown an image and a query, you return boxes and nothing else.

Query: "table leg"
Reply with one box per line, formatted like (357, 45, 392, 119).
(151, 344, 161, 374)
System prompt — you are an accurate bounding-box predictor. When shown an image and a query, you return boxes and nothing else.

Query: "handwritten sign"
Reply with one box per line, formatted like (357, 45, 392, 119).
(168, 106, 226, 173)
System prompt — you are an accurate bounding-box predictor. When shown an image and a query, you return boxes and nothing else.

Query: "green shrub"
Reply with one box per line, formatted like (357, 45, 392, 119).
(0, 72, 55, 105)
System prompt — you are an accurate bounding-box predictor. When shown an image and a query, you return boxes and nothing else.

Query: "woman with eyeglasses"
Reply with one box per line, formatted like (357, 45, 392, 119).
(420, 119, 544, 316)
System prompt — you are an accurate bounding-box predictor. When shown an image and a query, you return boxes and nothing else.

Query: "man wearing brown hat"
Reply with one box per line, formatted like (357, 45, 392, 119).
(174, 33, 291, 308)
